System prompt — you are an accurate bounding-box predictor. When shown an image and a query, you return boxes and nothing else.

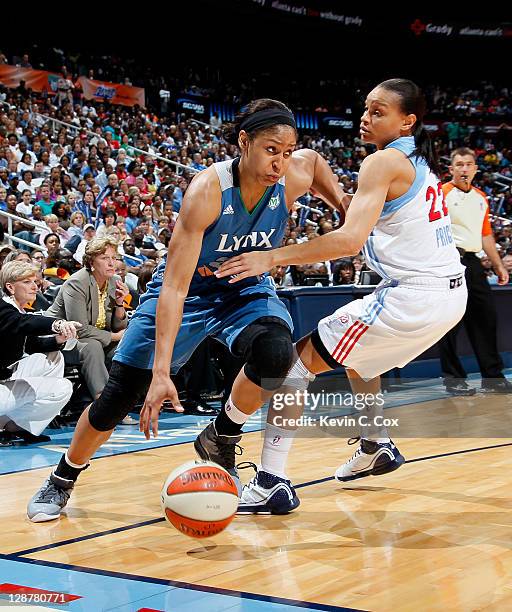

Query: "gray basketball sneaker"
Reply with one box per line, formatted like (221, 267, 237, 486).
(194, 422, 242, 495)
(27, 473, 74, 522)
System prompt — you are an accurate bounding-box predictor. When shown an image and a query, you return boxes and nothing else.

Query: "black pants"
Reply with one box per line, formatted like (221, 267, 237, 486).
(174, 338, 244, 407)
(175, 339, 216, 401)
(439, 252, 503, 381)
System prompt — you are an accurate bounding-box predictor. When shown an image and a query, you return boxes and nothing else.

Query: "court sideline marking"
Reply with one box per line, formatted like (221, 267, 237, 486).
(0, 554, 363, 612)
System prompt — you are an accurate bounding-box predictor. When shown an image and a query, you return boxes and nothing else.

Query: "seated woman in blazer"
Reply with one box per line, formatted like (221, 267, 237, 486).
(47, 236, 129, 401)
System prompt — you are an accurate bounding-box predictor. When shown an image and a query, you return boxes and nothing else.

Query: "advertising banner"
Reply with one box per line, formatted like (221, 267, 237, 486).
(0, 65, 60, 92)
(77, 77, 145, 107)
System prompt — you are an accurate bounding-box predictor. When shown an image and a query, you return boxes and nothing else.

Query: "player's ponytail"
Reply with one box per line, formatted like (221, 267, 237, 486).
(222, 99, 296, 146)
(411, 120, 440, 176)
(378, 78, 440, 177)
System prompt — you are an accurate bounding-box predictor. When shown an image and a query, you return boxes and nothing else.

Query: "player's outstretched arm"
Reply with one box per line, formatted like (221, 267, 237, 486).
(216, 152, 395, 282)
(140, 170, 220, 439)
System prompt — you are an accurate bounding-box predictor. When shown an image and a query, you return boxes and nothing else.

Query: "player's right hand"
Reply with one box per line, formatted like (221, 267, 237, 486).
(140, 375, 183, 440)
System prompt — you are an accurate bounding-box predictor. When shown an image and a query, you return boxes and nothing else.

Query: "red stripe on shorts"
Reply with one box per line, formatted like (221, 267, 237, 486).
(338, 323, 369, 364)
(332, 322, 363, 362)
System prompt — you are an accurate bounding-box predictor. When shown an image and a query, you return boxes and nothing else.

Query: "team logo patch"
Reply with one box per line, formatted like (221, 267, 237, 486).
(338, 313, 350, 324)
(268, 195, 280, 210)
(272, 435, 282, 445)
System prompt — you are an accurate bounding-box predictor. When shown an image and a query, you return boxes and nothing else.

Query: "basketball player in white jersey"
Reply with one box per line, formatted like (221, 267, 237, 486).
(216, 78, 468, 513)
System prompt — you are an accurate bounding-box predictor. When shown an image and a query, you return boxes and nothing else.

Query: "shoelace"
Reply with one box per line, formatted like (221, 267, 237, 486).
(347, 436, 363, 461)
(236, 461, 258, 489)
(217, 442, 244, 469)
(36, 482, 70, 504)
(236, 461, 257, 472)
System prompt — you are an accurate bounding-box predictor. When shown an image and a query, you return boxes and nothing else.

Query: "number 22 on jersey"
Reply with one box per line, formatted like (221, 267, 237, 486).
(427, 182, 448, 223)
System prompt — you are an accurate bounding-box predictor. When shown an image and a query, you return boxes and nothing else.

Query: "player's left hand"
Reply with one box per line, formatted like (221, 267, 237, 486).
(496, 265, 509, 285)
(140, 375, 183, 440)
(215, 250, 274, 283)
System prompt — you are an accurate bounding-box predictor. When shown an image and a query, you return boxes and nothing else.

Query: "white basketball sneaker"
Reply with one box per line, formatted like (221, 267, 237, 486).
(335, 437, 405, 482)
(237, 463, 300, 514)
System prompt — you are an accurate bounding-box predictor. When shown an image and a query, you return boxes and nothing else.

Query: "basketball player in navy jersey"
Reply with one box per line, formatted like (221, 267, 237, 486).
(27, 99, 348, 522)
(215, 79, 467, 514)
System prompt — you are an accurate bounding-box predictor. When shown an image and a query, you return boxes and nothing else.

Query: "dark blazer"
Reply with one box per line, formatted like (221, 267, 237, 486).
(0, 299, 59, 379)
(46, 268, 127, 347)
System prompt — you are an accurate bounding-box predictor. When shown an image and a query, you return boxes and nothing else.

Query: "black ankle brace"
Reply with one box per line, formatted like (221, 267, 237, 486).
(54, 453, 89, 482)
(215, 407, 244, 436)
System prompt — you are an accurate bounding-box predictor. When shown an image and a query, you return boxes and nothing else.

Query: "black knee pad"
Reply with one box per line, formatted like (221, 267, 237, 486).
(235, 318, 293, 391)
(88, 361, 152, 431)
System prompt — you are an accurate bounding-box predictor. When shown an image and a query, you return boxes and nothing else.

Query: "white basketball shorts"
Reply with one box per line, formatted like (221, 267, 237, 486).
(314, 275, 467, 380)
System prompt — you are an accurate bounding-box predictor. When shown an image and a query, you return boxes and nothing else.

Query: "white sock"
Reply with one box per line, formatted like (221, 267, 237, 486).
(261, 423, 296, 479)
(65, 451, 88, 470)
(224, 395, 251, 425)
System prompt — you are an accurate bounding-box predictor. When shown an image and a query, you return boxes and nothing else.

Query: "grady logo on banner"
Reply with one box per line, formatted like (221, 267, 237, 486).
(411, 18, 453, 36)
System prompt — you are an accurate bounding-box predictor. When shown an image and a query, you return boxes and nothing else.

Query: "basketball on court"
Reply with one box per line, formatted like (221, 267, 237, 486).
(161, 460, 239, 538)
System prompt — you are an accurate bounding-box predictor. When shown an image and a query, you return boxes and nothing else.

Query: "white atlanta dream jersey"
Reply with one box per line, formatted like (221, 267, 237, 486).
(363, 136, 464, 281)
(315, 136, 467, 379)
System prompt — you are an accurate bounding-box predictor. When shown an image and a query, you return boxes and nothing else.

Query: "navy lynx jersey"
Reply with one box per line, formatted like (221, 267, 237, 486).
(142, 157, 289, 302)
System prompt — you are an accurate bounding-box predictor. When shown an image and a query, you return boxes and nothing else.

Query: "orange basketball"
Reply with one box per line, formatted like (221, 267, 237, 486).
(161, 460, 239, 538)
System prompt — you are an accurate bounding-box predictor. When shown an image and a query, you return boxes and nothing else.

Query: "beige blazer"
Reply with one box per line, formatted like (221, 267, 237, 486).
(47, 268, 127, 347)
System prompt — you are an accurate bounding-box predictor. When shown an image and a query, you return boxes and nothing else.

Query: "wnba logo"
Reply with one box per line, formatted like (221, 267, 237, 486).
(272, 435, 281, 446)
(338, 313, 350, 324)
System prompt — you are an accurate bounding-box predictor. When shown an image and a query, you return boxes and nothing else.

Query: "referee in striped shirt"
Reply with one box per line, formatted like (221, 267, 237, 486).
(439, 147, 511, 394)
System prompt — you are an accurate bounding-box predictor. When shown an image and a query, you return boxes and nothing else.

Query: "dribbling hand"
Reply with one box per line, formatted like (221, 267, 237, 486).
(140, 375, 183, 440)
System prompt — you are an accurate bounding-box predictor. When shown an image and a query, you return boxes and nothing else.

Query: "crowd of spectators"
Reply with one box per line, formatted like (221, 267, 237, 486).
(0, 58, 511, 291)
(3, 46, 512, 119)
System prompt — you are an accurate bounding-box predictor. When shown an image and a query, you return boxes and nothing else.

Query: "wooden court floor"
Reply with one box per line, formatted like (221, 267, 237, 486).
(2, 393, 512, 611)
